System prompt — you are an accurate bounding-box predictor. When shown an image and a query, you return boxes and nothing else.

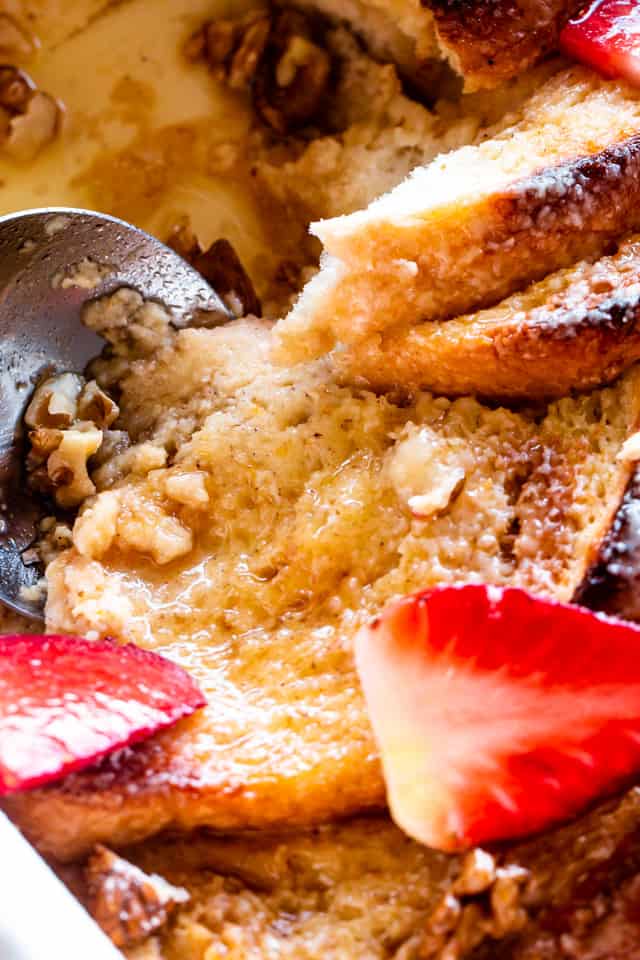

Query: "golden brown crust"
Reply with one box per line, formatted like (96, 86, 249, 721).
(338, 238, 640, 399)
(574, 464, 640, 620)
(291, 0, 574, 91)
(277, 69, 640, 364)
(426, 0, 580, 90)
(3, 728, 386, 861)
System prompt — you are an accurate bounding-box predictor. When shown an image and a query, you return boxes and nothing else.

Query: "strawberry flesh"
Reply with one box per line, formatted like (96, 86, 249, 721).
(355, 584, 640, 852)
(0, 635, 206, 795)
(560, 0, 640, 86)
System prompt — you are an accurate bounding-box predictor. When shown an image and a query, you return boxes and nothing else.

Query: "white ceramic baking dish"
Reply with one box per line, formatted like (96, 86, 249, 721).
(0, 812, 121, 959)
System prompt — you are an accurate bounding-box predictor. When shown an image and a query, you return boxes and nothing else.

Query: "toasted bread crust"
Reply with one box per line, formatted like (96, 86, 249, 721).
(574, 465, 640, 620)
(276, 70, 640, 364)
(427, 0, 579, 90)
(2, 731, 386, 861)
(294, 0, 577, 91)
(338, 238, 640, 399)
(284, 133, 640, 361)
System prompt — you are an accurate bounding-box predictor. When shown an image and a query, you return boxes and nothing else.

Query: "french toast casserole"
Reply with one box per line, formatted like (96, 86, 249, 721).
(8, 0, 640, 957)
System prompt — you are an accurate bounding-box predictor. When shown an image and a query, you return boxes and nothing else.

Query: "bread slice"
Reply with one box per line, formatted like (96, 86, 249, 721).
(6, 319, 640, 861)
(287, 0, 577, 92)
(74, 790, 640, 960)
(274, 67, 640, 364)
(336, 236, 640, 399)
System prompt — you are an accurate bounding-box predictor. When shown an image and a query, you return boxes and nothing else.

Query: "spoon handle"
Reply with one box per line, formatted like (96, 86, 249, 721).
(0, 810, 122, 959)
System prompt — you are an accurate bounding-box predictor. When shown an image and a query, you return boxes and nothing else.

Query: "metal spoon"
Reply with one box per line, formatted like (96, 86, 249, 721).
(0, 207, 233, 621)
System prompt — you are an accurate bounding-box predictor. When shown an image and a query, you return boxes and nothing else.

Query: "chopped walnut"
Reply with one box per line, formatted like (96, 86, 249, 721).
(185, 9, 269, 89)
(47, 424, 103, 508)
(25, 372, 83, 429)
(254, 11, 331, 134)
(168, 222, 261, 318)
(87, 845, 189, 949)
(228, 13, 270, 91)
(77, 380, 120, 429)
(422, 855, 531, 958)
(186, 7, 331, 134)
(24, 372, 122, 509)
(453, 849, 497, 896)
(0, 66, 62, 161)
(490, 865, 530, 937)
(27, 426, 64, 464)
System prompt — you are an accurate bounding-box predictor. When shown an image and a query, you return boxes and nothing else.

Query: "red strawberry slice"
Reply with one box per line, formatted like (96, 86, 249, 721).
(0, 635, 205, 795)
(560, 0, 640, 86)
(355, 584, 640, 852)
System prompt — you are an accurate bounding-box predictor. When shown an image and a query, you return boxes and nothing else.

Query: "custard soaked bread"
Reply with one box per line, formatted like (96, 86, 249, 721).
(286, 0, 578, 92)
(275, 66, 640, 363)
(7, 315, 640, 861)
(84, 789, 640, 960)
(338, 236, 640, 399)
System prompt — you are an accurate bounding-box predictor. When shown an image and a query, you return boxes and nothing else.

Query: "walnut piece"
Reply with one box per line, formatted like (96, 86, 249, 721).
(87, 845, 189, 949)
(25, 372, 83, 429)
(167, 222, 261, 318)
(253, 10, 331, 134)
(186, 7, 331, 133)
(77, 380, 120, 429)
(0, 66, 62, 161)
(453, 849, 497, 896)
(24, 373, 121, 509)
(47, 424, 103, 509)
(422, 858, 531, 958)
(227, 13, 270, 91)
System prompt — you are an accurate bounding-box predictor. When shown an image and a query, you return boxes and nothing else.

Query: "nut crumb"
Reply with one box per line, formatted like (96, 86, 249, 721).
(0, 66, 62, 161)
(25, 374, 121, 509)
(168, 222, 261, 318)
(186, 7, 330, 133)
(87, 845, 189, 949)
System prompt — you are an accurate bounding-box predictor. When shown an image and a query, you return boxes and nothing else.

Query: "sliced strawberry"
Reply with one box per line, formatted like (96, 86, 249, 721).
(0, 635, 205, 795)
(560, 0, 640, 86)
(355, 584, 640, 853)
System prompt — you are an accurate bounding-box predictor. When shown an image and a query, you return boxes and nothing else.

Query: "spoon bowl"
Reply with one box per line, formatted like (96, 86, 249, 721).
(0, 208, 233, 620)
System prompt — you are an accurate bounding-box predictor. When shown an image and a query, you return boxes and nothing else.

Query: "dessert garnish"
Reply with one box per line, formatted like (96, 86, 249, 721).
(355, 584, 640, 852)
(87, 844, 189, 948)
(0, 634, 205, 794)
(560, 0, 640, 85)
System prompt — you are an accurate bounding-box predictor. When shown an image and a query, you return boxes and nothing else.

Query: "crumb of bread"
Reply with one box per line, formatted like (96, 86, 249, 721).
(274, 66, 640, 363)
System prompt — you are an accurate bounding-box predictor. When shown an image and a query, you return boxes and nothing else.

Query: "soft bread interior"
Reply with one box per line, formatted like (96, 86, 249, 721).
(274, 66, 640, 363)
(8, 319, 640, 860)
(337, 236, 640, 399)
